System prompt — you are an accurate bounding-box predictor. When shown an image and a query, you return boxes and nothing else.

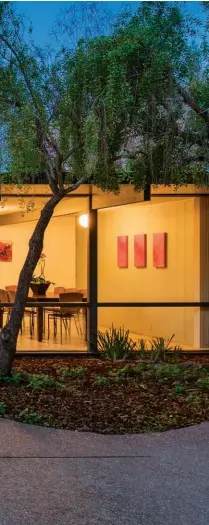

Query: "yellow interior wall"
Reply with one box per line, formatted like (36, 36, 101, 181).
(3, 193, 199, 347)
(0, 214, 76, 291)
(97, 198, 200, 347)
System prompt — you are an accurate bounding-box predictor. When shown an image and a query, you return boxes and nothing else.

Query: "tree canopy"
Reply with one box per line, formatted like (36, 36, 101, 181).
(0, 1, 209, 192)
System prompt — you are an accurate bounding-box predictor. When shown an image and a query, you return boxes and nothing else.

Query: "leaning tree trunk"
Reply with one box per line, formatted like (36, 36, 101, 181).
(0, 190, 65, 376)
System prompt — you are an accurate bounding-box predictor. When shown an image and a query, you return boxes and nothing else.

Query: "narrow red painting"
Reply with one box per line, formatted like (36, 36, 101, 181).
(117, 236, 128, 268)
(134, 234, 147, 267)
(0, 242, 12, 262)
(153, 233, 167, 268)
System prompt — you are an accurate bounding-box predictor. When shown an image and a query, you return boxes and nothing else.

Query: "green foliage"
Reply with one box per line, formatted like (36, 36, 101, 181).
(0, 402, 7, 416)
(94, 375, 110, 386)
(109, 364, 143, 379)
(0, 370, 27, 385)
(135, 337, 183, 364)
(137, 338, 154, 360)
(175, 385, 184, 394)
(154, 363, 184, 378)
(30, 275, 55, 285)
(196, 376, 209, 389)
(18, 408, 48, 425)
(10, 370, 28, 384)
(57, 366, 87, 378)
(26, 374, 56, 389)
(171, 346, 183, 360)
(138, 338, 148, 352)
(150, 335, 176, 363)
(0, 1, 208, 192)
(7, 105, 44, 178)
(98, 325, 136, 360)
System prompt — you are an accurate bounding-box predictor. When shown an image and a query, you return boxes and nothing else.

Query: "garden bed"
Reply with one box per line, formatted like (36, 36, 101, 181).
(0, 356, 209, 434)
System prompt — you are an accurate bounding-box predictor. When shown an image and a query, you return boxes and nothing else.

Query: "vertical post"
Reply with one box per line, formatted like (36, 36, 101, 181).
(87, 192, 98, 353)
(144, 183, 151, 202)
(199, 196, 209, 348)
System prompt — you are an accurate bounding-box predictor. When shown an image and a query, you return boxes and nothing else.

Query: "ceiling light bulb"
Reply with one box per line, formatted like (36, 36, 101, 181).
(78, 214, 88, 228)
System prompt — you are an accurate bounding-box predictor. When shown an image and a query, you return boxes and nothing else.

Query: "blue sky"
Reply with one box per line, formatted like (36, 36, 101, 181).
(14, 1, 206, 48)
(14, 1, 138, 47)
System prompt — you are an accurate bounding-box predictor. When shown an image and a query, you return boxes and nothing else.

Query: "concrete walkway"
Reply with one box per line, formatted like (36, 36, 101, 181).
(0, 420, 209, 525)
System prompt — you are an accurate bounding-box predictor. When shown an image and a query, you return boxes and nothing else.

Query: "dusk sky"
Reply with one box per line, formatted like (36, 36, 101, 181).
(13, 1, 205, 48)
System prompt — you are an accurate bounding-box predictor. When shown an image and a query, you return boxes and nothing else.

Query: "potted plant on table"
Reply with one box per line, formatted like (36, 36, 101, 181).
(29, 253, 55, 295)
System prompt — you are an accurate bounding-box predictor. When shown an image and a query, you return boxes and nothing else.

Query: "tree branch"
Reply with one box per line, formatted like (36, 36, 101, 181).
(111, 149, 147, 162)
(177, 155, 206, 165)
(34, 117, 59, 194)
(0, 33, 42, 121)
(47, 96, 61, 125)
(64, 177, 86, 195)
(176, 83, 209, 126)
(62, 140, 85, 164)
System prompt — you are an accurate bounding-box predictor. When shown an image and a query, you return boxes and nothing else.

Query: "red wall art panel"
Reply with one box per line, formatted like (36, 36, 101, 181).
(117, 236, 128, 268)
(153, 233, 167, 268)
(134, 234, 147, 267)
(0, 241, 12, 262)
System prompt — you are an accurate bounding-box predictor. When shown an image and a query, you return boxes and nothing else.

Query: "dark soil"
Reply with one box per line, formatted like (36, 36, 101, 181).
(0, 356, 209, 434)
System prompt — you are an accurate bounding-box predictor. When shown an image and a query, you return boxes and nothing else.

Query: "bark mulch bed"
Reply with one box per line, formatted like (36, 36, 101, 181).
(0, 356, 209, 434)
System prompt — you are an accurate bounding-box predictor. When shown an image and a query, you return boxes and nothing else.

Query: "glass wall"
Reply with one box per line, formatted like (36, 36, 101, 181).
(0, 194, 89, 352)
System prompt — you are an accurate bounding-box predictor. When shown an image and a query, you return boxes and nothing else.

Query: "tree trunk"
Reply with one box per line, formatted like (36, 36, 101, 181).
(0, 190, 65, 376)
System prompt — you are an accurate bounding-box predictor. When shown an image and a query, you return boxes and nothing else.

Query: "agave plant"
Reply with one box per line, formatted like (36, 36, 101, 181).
(150, 334, 176, 363)
(97, 325, 136, 361)
(137, 338, 149, 359)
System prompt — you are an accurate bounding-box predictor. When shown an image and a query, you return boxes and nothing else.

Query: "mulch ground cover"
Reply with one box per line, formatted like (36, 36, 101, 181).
(1, 355, 209, 434)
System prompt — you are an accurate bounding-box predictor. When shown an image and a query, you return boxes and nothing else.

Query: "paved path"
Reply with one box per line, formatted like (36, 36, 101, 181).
(0, 420, 209, 525)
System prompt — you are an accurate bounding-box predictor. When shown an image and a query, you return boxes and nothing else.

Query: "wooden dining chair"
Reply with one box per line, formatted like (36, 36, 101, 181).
(44, 287, 64, 326)
(5, 285, 17, 292)
(7, 290, 18, 331)
(0, 289, 10, 324)
(54, 287, 66, 294)
(7, 290, 36, 336)
(47, 292, 83, 343)
(78, 289, 87, 299)
(77, 289, 87, 335)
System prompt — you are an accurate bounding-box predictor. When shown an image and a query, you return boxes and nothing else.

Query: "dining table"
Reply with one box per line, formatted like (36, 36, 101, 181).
(26, 292, 87, 343)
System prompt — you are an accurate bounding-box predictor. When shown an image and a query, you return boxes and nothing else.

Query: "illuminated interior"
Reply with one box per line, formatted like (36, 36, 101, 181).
(0, 184, 207, 352)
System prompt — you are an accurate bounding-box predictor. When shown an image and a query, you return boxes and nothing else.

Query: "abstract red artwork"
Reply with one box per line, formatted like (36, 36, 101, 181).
(134, 234, 147, 267)
(153, 233, 167, 268)
(117, 236, 128, 268)
(0, 241, 12, 262)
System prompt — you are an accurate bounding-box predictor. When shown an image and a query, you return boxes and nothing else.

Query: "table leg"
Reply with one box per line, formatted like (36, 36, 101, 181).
(37, 306, 44, 342)
(84, 307, 87, 341)
(0, 309, 3, 329)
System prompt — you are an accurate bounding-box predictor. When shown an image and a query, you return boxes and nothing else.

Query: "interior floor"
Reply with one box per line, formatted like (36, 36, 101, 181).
(0, 314, 200, 353)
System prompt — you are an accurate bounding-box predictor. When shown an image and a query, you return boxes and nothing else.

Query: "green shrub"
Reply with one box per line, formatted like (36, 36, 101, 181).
(11, 370, 28, 384)
(154, 363, 184, 378)
(97, 325, 136, 361)
(57, 366, 87, 378)
(110, 364, 143, 378)
(196, 376, 209, 389)
(135, 336, 183, 364)
(172, 345, 183, 360)
(0, 375, 12, 384)
(94, 375, 110, 386)
(0, 402, 7, 416)
(175, 385, 184, 394)
(26, 374, 56, 389)
(0, 370, 27, 385)
(150, 334, 176, 363)
(19, 408, 48, 425)
(137, 338, 149, 359)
